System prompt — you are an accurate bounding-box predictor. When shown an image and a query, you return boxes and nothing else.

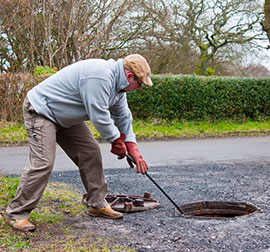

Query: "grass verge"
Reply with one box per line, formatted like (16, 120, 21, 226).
(1, 119, 270, 146)
(132, 119, 270, 139)
(0, 176, 135, 252)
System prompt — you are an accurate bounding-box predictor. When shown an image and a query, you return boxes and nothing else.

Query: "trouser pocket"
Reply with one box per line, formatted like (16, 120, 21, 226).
(23, 98, 45, 155)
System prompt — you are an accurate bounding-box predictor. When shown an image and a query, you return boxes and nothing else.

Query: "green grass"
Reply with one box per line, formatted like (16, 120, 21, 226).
(0, 176, 135, 251)
(1, 118, 270, 146)
(132, 119, 270, 139)
(0, 121, 28, 145)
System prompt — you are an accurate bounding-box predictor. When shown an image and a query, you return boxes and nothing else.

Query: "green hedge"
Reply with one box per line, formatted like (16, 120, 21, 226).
(127, 75, 270, 121)
(1, 73, 270, 122)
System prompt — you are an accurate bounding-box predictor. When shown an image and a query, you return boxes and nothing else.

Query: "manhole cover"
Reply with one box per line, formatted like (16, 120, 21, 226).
(177, 201, 261, 218)
(83, 193, 160, 212)
(106, 192, 160, 212)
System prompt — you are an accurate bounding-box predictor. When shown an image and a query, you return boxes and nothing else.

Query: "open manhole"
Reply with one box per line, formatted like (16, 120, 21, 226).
(177, 201, 261, 219)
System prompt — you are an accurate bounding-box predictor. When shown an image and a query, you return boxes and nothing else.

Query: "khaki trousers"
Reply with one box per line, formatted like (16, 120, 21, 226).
(6, 98, 108, 220)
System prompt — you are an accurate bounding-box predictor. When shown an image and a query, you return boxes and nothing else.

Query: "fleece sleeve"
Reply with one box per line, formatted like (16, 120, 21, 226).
(109, 92, 136, 143)
(79, 78, 120, 142)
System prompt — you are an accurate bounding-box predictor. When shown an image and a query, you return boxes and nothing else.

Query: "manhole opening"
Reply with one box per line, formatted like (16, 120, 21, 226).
(178, 201, 260, 219)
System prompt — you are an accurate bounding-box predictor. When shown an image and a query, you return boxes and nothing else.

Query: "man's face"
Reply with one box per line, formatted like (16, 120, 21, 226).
(123, 71, 142, 92)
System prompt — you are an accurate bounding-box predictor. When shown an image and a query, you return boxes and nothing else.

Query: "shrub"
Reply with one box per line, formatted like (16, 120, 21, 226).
(206, 67, 215, 76)
(127, 75, 270, 121)
(33, 66, 58, 77)
(195, 67, 215, 76)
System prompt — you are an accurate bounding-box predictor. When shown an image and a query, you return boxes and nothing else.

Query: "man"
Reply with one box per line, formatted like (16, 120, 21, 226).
(5, 54, 153, 232)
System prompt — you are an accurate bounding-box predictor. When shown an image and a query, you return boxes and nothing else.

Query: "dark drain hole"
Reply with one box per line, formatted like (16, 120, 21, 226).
(178, 201, 261, 219)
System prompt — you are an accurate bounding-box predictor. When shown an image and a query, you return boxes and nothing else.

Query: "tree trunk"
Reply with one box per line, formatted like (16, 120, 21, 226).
(199, 45, 209, 76)
(261, 0, 270, 46)
(201, 58, 209, 76)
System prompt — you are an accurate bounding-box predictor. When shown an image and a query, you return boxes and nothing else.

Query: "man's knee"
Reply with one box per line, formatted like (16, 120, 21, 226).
(83, 143, 102, 160)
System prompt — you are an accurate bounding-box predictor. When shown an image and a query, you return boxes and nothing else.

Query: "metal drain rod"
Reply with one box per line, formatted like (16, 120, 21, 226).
(126, 154, 185, 214)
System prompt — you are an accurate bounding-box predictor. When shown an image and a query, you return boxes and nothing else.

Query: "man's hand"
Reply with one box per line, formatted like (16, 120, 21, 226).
(125, 142, 148, 174)
(111, 133, 126, 159)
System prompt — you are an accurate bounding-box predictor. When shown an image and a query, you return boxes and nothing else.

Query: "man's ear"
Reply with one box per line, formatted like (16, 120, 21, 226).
(125, 70, 134, 80)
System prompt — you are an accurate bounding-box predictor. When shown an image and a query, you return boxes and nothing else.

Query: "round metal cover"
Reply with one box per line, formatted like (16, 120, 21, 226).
(106, 193, 160, 212)
(177, 201, 261, 218)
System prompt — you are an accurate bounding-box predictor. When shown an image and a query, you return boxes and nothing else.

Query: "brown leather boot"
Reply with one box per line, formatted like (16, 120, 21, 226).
(6, 218, 36, 232)
(88, 205, 123, 219)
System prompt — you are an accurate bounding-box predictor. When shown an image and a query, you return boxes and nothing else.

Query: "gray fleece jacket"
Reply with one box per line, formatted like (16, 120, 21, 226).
(27, 58, 136, 143)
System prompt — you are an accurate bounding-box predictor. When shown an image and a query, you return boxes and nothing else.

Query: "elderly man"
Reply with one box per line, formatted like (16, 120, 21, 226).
(5, 54, 153, 232)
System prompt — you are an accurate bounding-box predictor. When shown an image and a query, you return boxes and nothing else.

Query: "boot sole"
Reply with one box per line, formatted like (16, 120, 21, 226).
(13, 226, 36, 232)
(87, 212, 123, 219)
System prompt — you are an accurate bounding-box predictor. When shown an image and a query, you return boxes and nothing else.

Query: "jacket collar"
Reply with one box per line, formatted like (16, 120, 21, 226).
(115, 59, 129, 93)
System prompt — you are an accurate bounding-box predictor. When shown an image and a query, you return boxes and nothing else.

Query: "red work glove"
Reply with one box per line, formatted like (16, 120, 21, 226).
(125, 142, 148, 174)
(111, 133, 127, 159)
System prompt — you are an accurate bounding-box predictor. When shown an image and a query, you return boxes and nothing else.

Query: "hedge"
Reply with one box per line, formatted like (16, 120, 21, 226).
(127, 75, 270, 121)
(1, 73, 270, 122)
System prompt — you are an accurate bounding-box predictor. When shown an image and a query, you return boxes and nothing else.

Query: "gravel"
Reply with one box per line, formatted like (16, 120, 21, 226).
(49, 161, 270, 252)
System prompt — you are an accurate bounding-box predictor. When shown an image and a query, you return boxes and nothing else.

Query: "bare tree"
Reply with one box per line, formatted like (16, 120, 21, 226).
(165, 0, 264, 75)
(0, 0, 149, 72)
(127, 0, 199, 74)
(0, 0, 267, 75)
(261, 0, 270, 46)
(0, 0, 32, 72)
(244, 63, 270, 77)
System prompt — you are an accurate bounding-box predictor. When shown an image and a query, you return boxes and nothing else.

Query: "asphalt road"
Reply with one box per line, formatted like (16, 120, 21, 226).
(1, 136, 270, 175)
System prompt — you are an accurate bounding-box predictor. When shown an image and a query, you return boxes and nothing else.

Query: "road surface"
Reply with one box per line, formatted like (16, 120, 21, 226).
(1, 136, 270, 175)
